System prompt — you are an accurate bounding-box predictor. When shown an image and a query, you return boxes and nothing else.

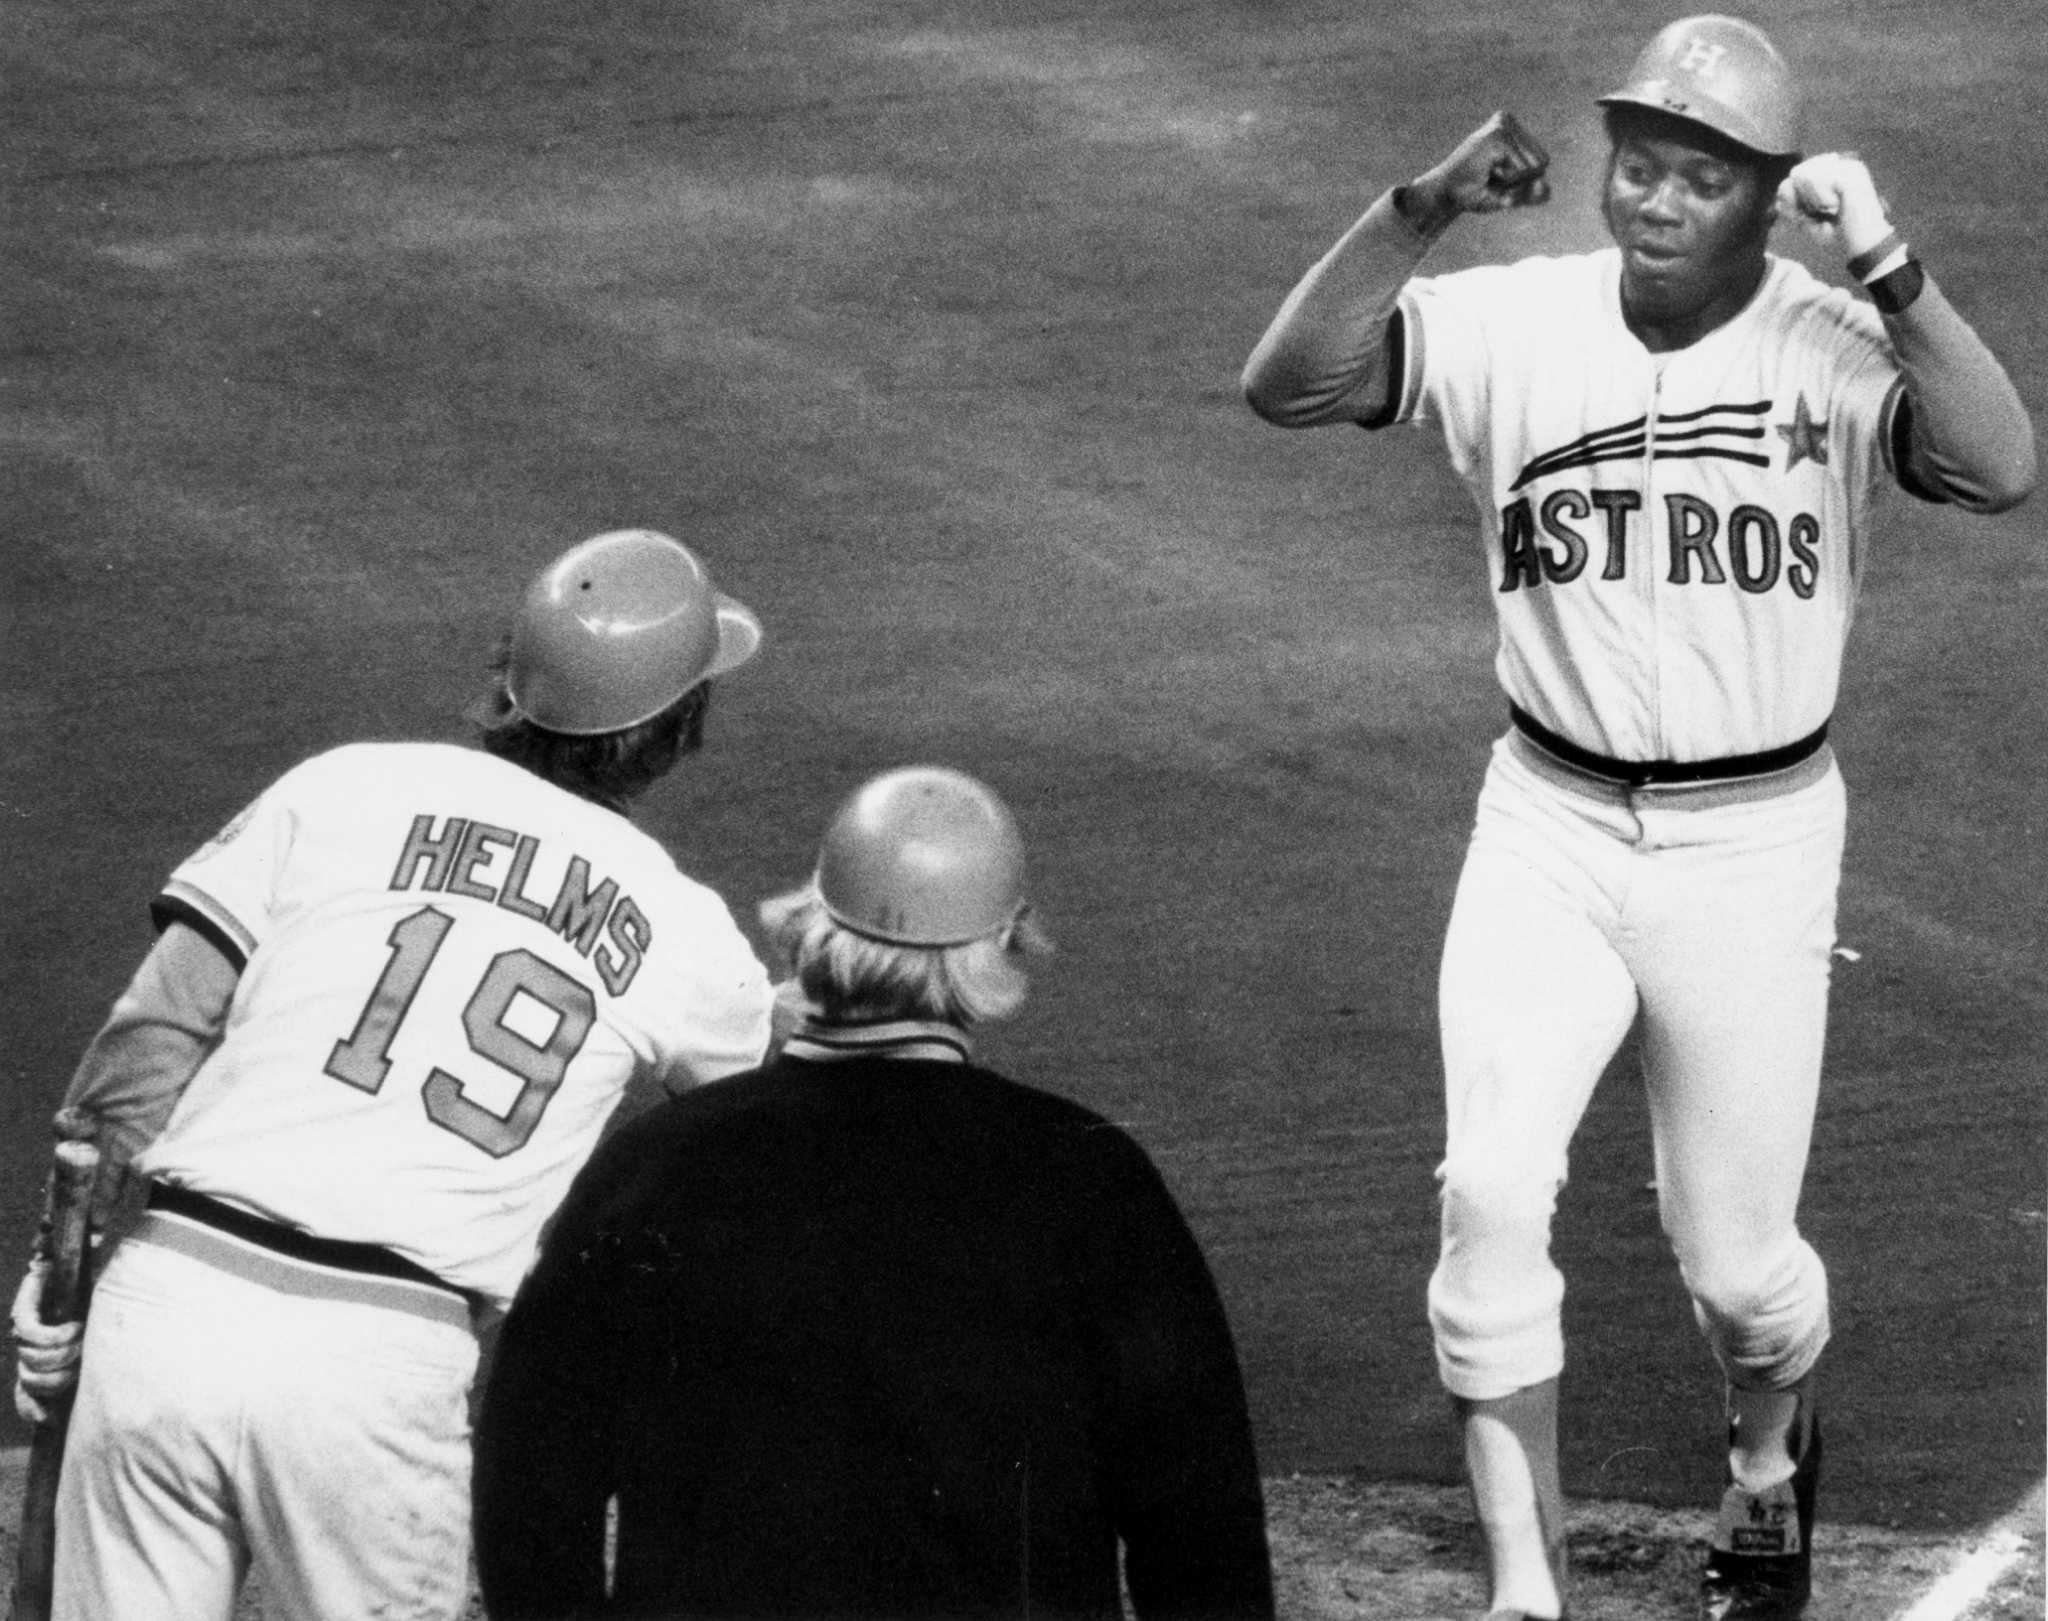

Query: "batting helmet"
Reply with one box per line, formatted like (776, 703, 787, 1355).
(815, 766, 1028, 947)
(1596, 15, 1802, 159)
(506, 529, 762, 736)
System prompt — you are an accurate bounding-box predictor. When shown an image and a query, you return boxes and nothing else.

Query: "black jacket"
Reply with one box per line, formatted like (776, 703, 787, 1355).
(473, 1047, 1274, 1621)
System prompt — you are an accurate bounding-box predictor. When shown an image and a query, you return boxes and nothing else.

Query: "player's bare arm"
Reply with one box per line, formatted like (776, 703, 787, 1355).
(1240, 112, 1549, 429)
(1781, 153, 2035, 512)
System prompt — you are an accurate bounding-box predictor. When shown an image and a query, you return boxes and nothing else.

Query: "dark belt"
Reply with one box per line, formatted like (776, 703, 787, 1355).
(1508, 704, 1830, 788)
(146, 1183, 467, 1305)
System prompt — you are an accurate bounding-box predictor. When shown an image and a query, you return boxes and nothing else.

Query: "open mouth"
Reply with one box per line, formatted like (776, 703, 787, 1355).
(1624, 240, 1686, 277)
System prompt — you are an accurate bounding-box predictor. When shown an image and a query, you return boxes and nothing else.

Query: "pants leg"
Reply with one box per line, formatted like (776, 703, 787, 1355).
(1629, 770, 1844, 1390)
(53, 1222, 479, 1621)
(241, 1328, 476, 1621)
(55, 1245, 251, 1621)
(1430, 748, 1641, 1400)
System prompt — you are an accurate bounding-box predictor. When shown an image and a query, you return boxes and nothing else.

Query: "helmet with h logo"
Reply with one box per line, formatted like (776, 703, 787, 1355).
(1597, 15, 1802, 159)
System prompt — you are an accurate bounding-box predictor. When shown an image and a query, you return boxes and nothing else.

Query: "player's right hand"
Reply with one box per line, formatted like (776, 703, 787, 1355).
(1406, 111, 1553, 230)
(11, 1262, 84, 1426)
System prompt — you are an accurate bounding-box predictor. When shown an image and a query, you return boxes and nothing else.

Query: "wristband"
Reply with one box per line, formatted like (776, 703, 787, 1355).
(1846, 229, 1905, 283)
(1856, 243, 1912, 285)
(1868, 258, 1925, 316)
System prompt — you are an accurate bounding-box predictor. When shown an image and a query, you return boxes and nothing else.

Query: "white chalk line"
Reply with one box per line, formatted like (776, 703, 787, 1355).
(1893, 1479, 2043, 1621)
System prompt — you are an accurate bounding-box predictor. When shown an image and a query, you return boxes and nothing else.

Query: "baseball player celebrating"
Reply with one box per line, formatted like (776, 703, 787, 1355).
(9, 529, 776, 1621)
(1241, 15, 2032, 1621)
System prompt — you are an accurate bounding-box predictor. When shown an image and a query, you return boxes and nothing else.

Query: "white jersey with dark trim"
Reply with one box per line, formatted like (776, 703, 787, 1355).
(1392, 248, 1903, 762)
(138, 741, 774, 1308)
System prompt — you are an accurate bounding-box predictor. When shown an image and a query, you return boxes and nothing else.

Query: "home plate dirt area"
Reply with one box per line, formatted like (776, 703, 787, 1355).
(0, 1450, 2040, 1618)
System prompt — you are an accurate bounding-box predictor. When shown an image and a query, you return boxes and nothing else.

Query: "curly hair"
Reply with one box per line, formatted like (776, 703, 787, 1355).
(474, 638, 711, 812)
(757, 885, 1052, 1029)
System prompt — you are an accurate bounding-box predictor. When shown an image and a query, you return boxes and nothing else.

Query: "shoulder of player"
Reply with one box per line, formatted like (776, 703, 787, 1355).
(638, 1058, 1133, 1145)
(961, 1067, 1171, 1182)
(277, 742, 695, 875)
(550, 1065, 1179, 1265)
(261, 738, 482, 799)
(1406, 248, 1615, 330)
(290, 741, 752, 938)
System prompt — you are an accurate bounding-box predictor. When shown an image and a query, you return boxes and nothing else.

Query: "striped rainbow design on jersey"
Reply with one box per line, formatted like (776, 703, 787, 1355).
(1510, 401, 1773, 491)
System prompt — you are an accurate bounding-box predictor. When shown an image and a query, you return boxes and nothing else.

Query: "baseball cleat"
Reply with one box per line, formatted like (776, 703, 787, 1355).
(1699, 1411, 1821, 1619)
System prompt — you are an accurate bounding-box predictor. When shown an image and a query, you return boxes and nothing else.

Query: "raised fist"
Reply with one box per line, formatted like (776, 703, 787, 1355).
(1404, 112, 1553, 232)
(1777, 153, 1893, 261)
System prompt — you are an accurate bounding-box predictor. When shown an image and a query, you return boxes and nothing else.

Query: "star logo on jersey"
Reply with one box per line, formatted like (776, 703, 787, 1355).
(1776, 394, 1829, 471)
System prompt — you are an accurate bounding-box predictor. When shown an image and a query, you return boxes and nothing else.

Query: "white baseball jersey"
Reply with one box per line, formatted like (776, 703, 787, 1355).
(137, 741, 774, 1308)
(1390, 249, 1904, 761)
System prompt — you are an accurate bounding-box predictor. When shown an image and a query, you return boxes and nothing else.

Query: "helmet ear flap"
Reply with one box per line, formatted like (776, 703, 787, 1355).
(507, 530, 760, 736)
(815, 768, 1029, 948)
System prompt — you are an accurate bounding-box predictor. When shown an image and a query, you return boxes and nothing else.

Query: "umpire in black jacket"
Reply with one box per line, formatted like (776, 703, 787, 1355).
(472, 765, 1275, 1621)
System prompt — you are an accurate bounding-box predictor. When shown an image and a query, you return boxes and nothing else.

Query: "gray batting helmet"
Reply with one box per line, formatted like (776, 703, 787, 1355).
(1597, 15, 1802, 159)
(506, 529, 762, 736)
(815, 766, 1028, 947)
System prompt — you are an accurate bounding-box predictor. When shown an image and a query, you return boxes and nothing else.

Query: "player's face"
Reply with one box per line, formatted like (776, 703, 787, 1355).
(1603, 128, 1775, 336)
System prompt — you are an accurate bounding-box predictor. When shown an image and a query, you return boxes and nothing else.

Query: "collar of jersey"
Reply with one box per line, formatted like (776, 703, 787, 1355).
(782, 1015, 973, 1065)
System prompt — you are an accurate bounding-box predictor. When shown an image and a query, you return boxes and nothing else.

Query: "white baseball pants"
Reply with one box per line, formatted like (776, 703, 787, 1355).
(54, 1213, 478, 1621)
(1427, 730, 1841, 1401)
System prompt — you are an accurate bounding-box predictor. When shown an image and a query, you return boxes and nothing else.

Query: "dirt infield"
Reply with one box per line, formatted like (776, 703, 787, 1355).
(4, 0, 2042, 1589)
(0, 1449, 2039, 1619)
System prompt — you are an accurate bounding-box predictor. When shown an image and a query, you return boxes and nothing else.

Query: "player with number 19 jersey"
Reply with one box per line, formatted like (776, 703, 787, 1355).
(138, 739, 774, 1310)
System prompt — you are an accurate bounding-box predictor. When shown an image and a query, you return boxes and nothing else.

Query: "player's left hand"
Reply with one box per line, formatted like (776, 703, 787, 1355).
(1776, 153, 1893, 261)
(11, 1262, 84, 1426)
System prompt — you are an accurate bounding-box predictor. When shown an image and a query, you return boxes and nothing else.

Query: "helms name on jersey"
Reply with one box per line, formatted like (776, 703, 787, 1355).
(389, 813, 652, 997)
(1496, 489, 1822, 598)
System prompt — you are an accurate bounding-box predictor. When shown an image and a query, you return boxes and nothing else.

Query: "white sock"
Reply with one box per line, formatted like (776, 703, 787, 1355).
(1466, 1409, 1562, 1615)
(1727, 1386, 1800, 1492)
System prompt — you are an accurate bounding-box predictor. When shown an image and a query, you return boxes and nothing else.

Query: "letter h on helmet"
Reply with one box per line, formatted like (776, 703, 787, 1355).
(1597, 14, 1803, 159)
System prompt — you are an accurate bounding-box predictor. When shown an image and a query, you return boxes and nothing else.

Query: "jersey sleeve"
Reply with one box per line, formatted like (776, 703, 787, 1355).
(149, 757, 325, 968)
(1393, 264, 1515, 479)
(645, 894, 774, 1095)
(1801, 288, 1902, 503)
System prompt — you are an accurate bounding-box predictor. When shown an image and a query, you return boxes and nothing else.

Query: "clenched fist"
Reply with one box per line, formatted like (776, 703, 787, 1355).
(1400, 112, 1553, 236)
(1777, 153, 1894, 262)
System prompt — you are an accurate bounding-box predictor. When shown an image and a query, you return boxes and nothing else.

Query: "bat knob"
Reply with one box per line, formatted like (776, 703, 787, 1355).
(52, 1110, 96, 1145)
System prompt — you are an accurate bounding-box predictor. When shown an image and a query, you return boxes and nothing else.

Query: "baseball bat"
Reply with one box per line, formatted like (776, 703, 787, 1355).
(7, 1112, 102, 1621)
